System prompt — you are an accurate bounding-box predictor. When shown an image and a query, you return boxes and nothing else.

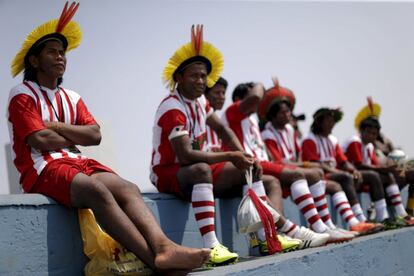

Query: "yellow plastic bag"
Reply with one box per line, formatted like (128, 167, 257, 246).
(78, 209, 153, 276)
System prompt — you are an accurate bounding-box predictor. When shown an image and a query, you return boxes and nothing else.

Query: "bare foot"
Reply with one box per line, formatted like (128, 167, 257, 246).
(154, 243, 210, 271)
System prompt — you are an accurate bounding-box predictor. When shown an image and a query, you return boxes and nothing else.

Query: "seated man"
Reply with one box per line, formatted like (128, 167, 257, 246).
(223, 81, 350, 244)
(204, 76, 228, 152)
(259, 85, 379, 235)
(7, 3, 209, 275)
(343, 98, 414, 226)
(302, 107, 395, 229)
(151, 25, 281, 264)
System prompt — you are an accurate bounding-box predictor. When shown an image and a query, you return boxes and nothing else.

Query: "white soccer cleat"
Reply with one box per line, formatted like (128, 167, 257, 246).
(323, 228, 354, 244)
(292, 226, 330, 249)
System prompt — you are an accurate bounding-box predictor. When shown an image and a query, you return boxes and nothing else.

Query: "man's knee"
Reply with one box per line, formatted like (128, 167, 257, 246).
(71, 175, 112, 207)
(183, 163, 212, 183)
(287, 170, 305, 183)
(363, 170, 381, 184)
(262, 175, 282, 192)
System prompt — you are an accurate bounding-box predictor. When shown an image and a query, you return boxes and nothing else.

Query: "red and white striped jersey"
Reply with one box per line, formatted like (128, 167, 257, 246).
(205, 117, 222, 152)
(261, 122, 300, 163)
(222, 101, 269, 162)
(151, 90, 213, 184)
(7, 81, 97, 192)
(342, 135, 379, 166)
(301, 132, 348, 168)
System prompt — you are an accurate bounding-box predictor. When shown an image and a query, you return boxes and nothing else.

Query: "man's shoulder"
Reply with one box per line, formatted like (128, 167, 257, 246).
(342, 135, 361, 150)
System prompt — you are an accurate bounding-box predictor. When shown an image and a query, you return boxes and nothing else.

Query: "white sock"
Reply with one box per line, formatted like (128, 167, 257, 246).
(374, 199, 390, 222)
(291, 179, 328, 233)
(332, 191, 360, 227)
(386, 184, 408, 217)
(279, 219, 299, 237)
(309, 181, 335, 229)
(191, 183, 219, 248)
(351, 203, 367, 222)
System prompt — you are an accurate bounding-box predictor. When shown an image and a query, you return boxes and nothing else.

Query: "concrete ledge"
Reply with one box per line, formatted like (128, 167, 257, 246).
(194, 227, 414, 276)
(0, 188, 410, 275)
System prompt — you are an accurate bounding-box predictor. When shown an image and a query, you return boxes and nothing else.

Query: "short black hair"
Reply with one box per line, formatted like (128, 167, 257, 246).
(23, 38, 65, 85)
(266, 99, 291, 121)
(360, 117, 381, 131)
(205, 77, 228, 94)
(232, 82, 255, 102)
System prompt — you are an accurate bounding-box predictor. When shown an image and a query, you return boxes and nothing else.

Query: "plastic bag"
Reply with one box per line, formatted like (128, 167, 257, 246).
(237, 168, 282, 254)
(78, 209, 153, 276)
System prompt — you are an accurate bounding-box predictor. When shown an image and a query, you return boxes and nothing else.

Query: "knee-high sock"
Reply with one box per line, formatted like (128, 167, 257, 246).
(192, 183, 219, 248)
(351, 203, 367, 222)
(374, 198, 390, 222)
(290, 179, 328, 233)
(279, 219, 299, 237)
(332, 191, 360, 227)
(243, 181, 268, 241)
(386, 184, 408, 217)
(309, 181, 336, 229)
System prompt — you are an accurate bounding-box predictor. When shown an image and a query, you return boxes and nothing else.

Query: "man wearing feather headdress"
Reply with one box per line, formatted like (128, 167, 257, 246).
(7, 2, 210, 274)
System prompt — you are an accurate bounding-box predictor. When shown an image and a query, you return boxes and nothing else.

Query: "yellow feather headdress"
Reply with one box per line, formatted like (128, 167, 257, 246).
(11, 1, 82, 77)
(162, 25, 224, 92)
(354, 97, 381, 129)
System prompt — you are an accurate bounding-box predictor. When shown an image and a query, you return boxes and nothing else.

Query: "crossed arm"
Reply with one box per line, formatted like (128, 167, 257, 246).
(27, 121, 101, 151)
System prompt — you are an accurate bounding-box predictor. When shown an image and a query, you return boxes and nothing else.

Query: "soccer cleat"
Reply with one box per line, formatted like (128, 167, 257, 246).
(335, 227, 358, 238)
(380, 218, 402, 230)
(395, 215, 414, 227)
(323, 228, 354, 244)
(257, 234, 302, 255)
(292, 226, 329, 249)
(208, 244, 239, 266)
(350, 222, 384, 236)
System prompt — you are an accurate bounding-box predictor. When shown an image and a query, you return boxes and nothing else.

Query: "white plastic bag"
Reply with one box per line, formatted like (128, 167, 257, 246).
(237, 168, 280, 234)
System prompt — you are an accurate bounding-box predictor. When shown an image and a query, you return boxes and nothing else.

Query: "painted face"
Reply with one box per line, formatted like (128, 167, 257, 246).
(275, 102, 292, 126)
(361, 126, 379, 144)
(31, 40, 66, 79)
(177, 62, 208, 100)
(205, 84, 226, 110)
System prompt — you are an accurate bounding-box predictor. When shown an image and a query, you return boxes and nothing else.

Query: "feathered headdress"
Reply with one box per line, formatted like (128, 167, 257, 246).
(11, 1, 82, 77)
(354, 97, 381, 129)
(162, 25, 224, 91)
(258, 77, 296, 122)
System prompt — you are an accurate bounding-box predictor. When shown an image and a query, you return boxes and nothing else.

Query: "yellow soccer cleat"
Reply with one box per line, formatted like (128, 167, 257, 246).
(258, 234, 302, 255)
(208, 244, 239, 266)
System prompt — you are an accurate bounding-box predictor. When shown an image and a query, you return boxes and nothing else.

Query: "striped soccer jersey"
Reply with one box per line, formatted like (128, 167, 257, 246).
(7, 81, 97, 192)
(301, 132, 348, 168)
(222, 101, 269, 161)
(261, 122, 300, 163)
(150, 90, 213, 184)
(342, 135, 379, 166)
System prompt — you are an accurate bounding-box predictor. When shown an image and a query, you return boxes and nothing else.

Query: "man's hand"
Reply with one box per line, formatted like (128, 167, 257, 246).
(44, 121, 64, 134)
(252, 159, 263, 182)
(352, 170, 363, 185)
(230, 151, 254, 171)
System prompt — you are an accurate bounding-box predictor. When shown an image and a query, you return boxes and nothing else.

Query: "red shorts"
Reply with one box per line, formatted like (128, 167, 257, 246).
(30, 158, 114, 207)
(153, 162, 226, 199)
(260, 161, 297, 198)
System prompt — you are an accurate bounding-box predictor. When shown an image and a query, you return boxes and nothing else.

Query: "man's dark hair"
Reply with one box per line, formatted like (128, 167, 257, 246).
(311, 115, 327, 134)
(24, 39, 65, 86)
(205, 77, 228, 94)
(232, 82, 254, 102)
(266, 99, 291, 121)
(360, 117, 381, 131)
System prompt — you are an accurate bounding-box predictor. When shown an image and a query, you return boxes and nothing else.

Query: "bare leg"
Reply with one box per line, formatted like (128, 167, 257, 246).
(262, 175, 284, 215)
(295, 167, 323, 185)
(71, 173, 209, 273)
(278, 169, 307, 188)
(325, 180, 343, 195)
(360, 170, 386, 201)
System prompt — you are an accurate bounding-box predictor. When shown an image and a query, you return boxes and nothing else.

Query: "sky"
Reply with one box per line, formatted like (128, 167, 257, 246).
(1, 0, 414, 194)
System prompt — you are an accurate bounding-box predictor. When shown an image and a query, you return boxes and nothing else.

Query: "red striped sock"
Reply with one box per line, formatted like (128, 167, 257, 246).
(191, 183, 219, 248)
(386, 184, 408, 217)
(291, 179, 328, 233)
(332, 191, 360, 227)
(309, 181, 335, 229)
